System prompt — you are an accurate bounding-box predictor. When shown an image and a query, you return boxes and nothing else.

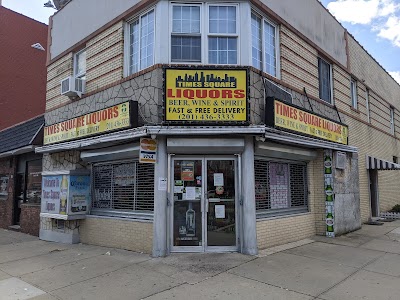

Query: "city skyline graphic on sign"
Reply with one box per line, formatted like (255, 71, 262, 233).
(175, 72, 237, 88)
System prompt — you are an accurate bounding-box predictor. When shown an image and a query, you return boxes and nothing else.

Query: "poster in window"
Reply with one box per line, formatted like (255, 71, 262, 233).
(114, 163, 135, 186)
(26, 162, 42, 204)
(0, 175, 9, 200)
(181, 161, 194, 181)
(69, 175, 90, 213)
(41, 175, 62, 213)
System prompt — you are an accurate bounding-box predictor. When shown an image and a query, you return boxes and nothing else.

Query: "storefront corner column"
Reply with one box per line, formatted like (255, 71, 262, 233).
(241, 136, 258, 255)
(152, 136, 168, 257)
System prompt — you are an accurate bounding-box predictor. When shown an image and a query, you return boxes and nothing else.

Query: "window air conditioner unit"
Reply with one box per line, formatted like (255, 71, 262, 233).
(61, 76, 86, 98)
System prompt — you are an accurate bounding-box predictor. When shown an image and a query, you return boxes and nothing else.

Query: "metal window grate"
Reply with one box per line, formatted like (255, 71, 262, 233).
(255, 159, 307, 212)
(289, 164, 307, 208)
(92, 161, 154, 212)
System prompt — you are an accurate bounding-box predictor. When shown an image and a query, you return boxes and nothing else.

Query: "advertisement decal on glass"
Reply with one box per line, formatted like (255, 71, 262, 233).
(59, 175, 69, 215)
(114, 163, 135, 186)
(186, 207, 196, 236)
(324, 149, 335, 238)
(181, 161, 194, 181)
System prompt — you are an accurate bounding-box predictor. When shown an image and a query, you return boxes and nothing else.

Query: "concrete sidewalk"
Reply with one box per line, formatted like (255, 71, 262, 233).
(0, 221, 400, 300)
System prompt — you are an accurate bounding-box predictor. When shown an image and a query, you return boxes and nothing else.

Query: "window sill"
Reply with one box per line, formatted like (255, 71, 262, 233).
(256, 208, 310, 221)
(350, 106, 360, 113)
(21, 203, 41, 207)
(89, 209, 154, 222)
(87, 214, 153, 223)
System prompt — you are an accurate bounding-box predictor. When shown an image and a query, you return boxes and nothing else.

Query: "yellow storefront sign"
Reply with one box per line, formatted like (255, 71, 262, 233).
(44, 102, 132, 145)
(273, 100, 348, 145)
(165, 68, 248, 122)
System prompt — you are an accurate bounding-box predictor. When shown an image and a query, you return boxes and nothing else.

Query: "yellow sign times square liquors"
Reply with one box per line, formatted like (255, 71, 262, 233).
(165, 68, 248, 123)
(44, 102, 136, 145)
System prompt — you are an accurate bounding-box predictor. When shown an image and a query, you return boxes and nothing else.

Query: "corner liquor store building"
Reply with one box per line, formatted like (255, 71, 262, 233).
(38, 67, 359, 256)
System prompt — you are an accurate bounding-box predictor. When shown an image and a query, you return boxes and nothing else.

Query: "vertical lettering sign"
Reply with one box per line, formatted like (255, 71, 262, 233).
(165, 68, 248, 123)
(324, 149, 335, 238)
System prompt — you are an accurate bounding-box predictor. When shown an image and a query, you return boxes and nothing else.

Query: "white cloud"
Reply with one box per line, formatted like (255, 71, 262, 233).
(327, 0, 400, 47)
(389, 71, 400, 84)
(378, 16, 400, 47)
(327, 0, 396, 25)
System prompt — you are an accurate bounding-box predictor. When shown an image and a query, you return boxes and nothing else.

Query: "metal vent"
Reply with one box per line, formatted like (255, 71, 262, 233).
(254, 159, 308, 212)
(92, 160, 154, 212)
(335, 152, 346, 170)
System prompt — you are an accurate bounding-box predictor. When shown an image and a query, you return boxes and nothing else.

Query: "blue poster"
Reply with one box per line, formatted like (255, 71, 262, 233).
(69, 175, 91, 214)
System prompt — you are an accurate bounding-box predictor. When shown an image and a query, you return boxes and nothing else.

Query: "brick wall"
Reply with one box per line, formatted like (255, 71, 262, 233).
(0, 7, 47, 130)
(46, 53, 73, 111)
(86, 21, 124, 93)
(0, 157, 16, 228)
(80, 216, 153, 253)
(256, 214, 315, 249)
(20, 204, 40, 236)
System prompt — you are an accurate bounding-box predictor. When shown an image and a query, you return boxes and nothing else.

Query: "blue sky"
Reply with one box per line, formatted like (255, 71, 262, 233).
(320, 0, 400, 83)
(2, 0, 55, 24)
(2, 0, 400, 84)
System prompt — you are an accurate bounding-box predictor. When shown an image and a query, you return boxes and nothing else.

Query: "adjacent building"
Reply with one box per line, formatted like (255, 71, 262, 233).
(0, 6, 47, 235)
(38, 0, 400, 256)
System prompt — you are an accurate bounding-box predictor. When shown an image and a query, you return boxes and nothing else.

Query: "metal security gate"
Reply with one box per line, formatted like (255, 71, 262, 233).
(254, 159, 308, 217)
(91, 160, 154, 214)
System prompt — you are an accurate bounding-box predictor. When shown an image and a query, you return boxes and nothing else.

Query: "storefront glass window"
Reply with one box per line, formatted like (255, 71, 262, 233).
(255, 159, 308, 216)
(92, 161, 154, 213)
(26, 160, 42, 204)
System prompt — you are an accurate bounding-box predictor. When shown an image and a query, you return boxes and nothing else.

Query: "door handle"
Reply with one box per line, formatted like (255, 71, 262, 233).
(206, 199, 209, 213)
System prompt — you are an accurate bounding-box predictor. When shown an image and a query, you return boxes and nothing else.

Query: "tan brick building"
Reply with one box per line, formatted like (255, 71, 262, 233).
(38, 0, 400, 256)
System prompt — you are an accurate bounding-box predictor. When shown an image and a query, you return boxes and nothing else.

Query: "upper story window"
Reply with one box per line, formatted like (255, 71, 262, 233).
(169, 4, 238, 65)
(390, 106, 395, 135)
(74, 49, 86, 79)
(128, 9, 155, 75)
(208, 5, 238, 64)
(350, 78, 357, 109)
(251, 12, 278, 77)
(318, 57, 332, 103)
(171, 5, 201, 62)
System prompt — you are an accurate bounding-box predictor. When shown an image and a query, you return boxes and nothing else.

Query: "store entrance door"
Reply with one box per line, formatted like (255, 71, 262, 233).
(170, 157, 238, 252)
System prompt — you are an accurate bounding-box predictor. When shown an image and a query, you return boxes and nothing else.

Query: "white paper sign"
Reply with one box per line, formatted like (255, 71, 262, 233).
(185, 187, 196, 200)
(158, 178, 167, 191)
(215, 205, 225, 219)
(214, 173, 224, 186)
(174, 185, 183, 193)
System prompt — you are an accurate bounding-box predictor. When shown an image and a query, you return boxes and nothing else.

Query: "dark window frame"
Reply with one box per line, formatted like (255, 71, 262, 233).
(318, 57, 332, 103)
